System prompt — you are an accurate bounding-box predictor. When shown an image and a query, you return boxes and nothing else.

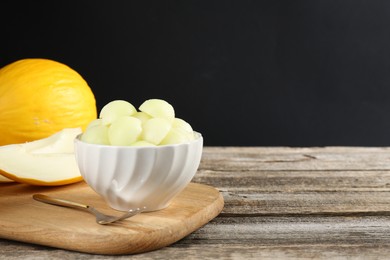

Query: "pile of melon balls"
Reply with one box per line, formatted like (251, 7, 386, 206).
(81, 99, 195, 146)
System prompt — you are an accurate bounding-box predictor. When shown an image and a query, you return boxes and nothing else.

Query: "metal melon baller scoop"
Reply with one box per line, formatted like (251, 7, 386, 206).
(33, 194, 145, 225)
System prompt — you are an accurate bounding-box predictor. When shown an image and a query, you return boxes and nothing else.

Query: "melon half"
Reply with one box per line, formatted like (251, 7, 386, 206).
(0, 174, 13, 183)
(0, 128, 83, 186)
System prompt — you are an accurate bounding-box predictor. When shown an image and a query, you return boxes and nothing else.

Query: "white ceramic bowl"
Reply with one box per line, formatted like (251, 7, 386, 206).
(74, 132, 203, 212)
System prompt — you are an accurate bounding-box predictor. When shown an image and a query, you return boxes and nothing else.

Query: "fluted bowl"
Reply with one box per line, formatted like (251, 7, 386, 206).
(74, 132, 203, 212)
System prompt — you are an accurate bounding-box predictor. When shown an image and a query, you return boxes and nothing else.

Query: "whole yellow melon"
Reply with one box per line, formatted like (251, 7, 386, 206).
(0, 58, 97, 146)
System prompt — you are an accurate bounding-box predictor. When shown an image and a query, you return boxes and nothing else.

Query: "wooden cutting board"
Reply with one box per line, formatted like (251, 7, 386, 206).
(0, 181, 224, 255)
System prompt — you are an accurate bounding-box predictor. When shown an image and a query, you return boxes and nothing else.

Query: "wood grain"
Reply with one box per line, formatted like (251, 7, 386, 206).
(0, 182, 224, 255)
(2, 146, 390, 259)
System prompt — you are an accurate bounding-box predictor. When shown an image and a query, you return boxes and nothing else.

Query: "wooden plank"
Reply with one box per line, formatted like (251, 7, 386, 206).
(194, 170, 390, 192)
(203, 146, 390, 154)
(201, 147, 390, 171)
(184, 216, 390, 246)
(2, 239, 390, 259)
(218, 191, 390, 215)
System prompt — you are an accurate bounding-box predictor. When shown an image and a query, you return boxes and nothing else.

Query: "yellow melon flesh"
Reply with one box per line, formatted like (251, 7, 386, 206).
(0, 128, 83, 186)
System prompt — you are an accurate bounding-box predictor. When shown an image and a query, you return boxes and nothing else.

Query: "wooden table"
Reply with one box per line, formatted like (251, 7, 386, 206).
(2, 147, 390, 259)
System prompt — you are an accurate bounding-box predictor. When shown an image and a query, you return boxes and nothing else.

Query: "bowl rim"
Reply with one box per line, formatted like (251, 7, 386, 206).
(74, 131, 203, 149)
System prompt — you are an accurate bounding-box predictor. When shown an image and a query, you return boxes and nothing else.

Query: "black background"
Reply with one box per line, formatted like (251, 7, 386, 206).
(2, 0, 390, 146)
